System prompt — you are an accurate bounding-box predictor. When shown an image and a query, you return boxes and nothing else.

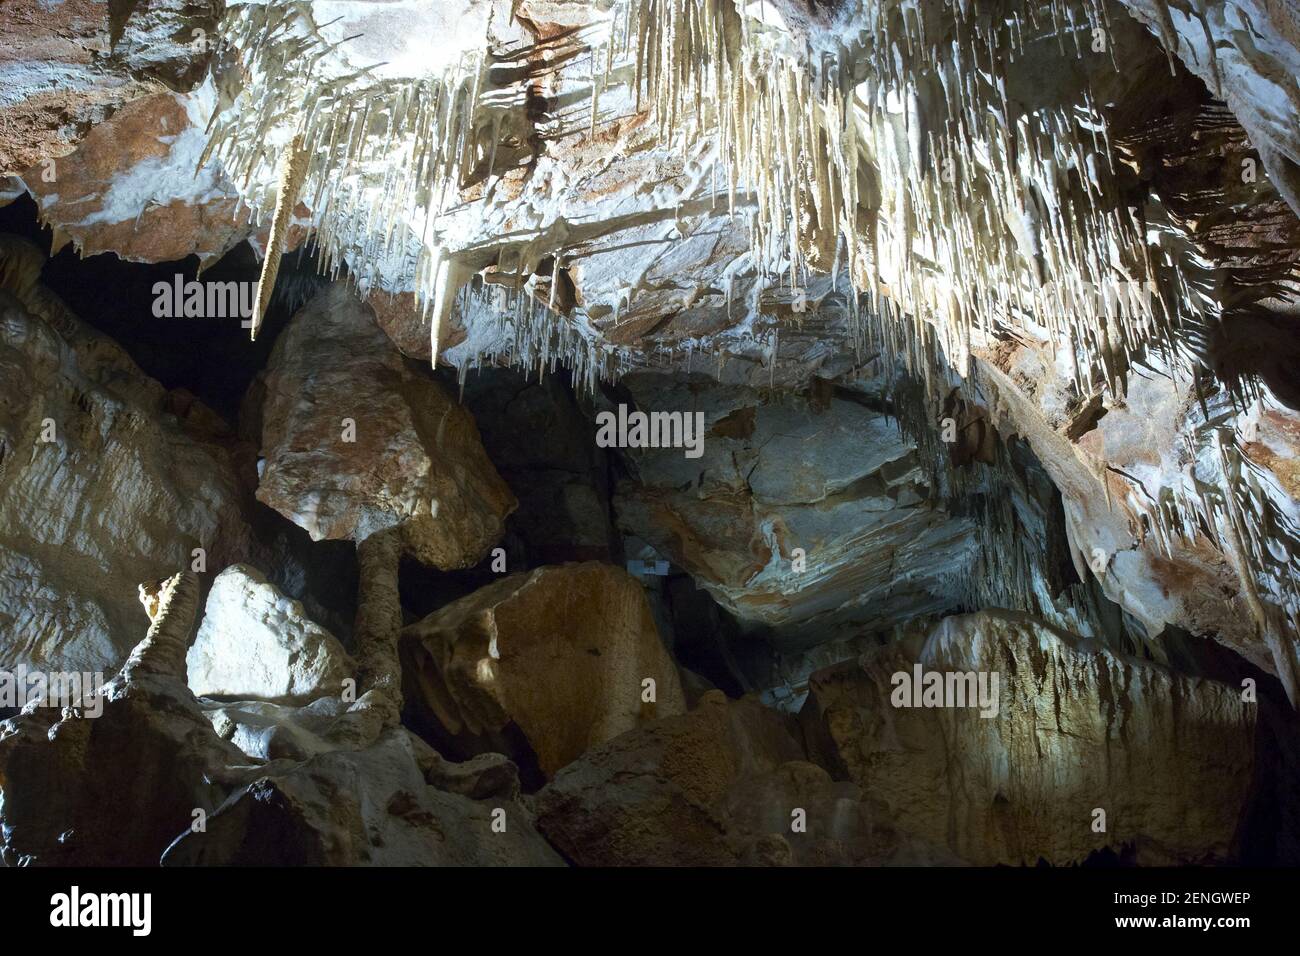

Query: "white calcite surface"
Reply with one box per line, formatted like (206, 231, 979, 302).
(187, 564, 354, 704)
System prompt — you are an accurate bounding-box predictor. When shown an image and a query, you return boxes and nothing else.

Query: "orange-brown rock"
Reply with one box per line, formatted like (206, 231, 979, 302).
(256, 284, 515, 569)
(534, 691, 955, 865)
(401, 562, 686, 780)
(20, 93, 253, 265)
(369, 291, 467, 362)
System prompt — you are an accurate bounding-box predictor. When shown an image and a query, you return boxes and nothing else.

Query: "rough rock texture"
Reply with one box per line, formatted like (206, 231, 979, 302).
(256, 284, 515, 569)
(19, 90, 260, 265)
(371, 291, 468, 361)
(0, 0, 245, 262)
(163, 727, 564, 866)
(0, 242, 257, 674)
(187, 564, 354, 704)
(0, 573, 251, 866)
(535, 691, 955, 866)
(0, 0, 212, 174)
(401, 562, 686, 780)
(966, 331, 1300, 704)
(612, 372, 977, 646)
(800, 610, 1258, 866)
(200, 695, 353, 763)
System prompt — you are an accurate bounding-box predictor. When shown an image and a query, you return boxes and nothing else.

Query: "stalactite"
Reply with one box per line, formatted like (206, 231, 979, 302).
(201, 0, 1300, 658)
(249, 132, 309, 341)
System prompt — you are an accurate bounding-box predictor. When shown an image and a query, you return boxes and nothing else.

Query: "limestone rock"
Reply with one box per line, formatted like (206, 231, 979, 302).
(612, 372, 978, 646)
(401, 562, 686, 780)
(0, 569, 558, 867)
(370, 291, 467, 362)
(971, 331, 1300, 704)
(535, 692, 954, 866)
(1117, 0, 1300, 215)
(0, 248, 258, 674)
(20, 91, 255, 265)
(187, 564, 354, 704)
(0, 0, 194, 176)
(800, 610, 1258, 866)
(162, 727, 565, 866)
(256, 284, 515, 569)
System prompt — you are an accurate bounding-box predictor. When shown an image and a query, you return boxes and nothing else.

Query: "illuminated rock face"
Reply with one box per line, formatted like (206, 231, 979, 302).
(0, 245, 259, 675)
(0, 573, 250, 867)
(0, 0, 1298, 869)
(801, 610, 1258, 866)
(401, 562, 687, 781)
(255, 284, 516, 569)
(187, 564, 354, 704)
(535, 692, 956, 867)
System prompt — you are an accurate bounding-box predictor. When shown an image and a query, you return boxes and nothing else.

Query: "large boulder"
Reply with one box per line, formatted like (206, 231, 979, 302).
(256, 284, 515, 569)
(535, 691, 953, 866)
(800, 610, 1259, 865)
(186, 564, 354, 704)
(401, 562, 686, 781)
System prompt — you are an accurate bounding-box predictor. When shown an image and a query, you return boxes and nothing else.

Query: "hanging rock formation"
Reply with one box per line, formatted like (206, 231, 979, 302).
(612, 371, 979, 646)
(256, 284, 516, 570)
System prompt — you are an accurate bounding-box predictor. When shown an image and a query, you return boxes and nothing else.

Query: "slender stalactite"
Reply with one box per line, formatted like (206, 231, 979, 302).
(249, 133, 310, 341)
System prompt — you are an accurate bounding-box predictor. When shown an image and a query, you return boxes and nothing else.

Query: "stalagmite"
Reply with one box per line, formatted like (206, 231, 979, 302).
(343, 528, 405, 744)
(125, 572, 202, 683)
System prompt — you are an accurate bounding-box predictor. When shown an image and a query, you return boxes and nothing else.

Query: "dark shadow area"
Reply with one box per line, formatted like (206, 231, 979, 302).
(0, 193, 324, 423)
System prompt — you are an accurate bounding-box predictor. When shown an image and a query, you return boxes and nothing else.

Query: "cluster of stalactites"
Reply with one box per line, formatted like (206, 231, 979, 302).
(834, 273, 1299, 694)
(609, 0, 1229, 404)
(450, 279, 632, 394)
(199, 2, 1298, 671)
(204, 3, 494, 345)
